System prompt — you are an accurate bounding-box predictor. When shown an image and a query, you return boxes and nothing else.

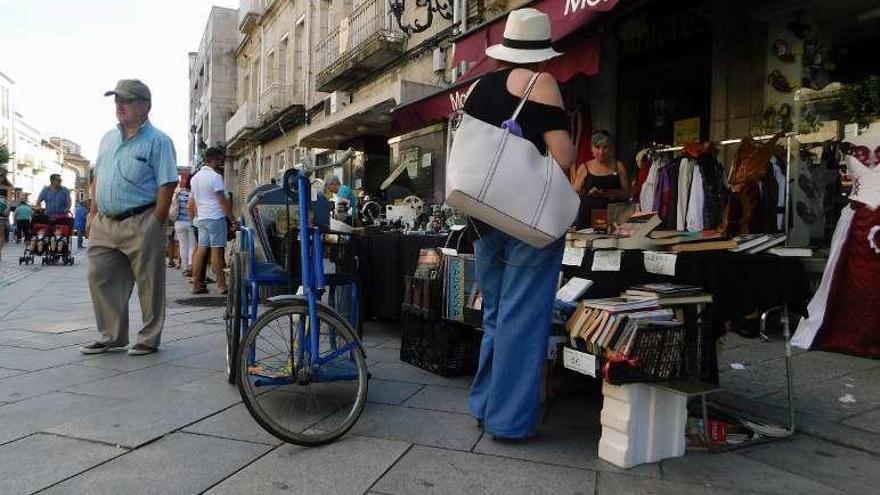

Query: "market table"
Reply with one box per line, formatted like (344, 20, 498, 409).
(352, 232, 451, 320)
(561, 249, 813, 332)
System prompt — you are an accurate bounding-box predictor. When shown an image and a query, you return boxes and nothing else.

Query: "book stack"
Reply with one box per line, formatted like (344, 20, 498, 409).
(623, 283, 714, 306)
(728, 233, 787, 254)
(566, 230, 617, 248)
(566, 297, 677, 355)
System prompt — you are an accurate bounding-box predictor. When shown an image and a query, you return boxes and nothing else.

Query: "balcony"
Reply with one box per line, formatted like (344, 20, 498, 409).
(238, 0, 263, 33)
(259, 82, 296, 121)
(225, 102, 258, 145)
(315, 0, 405, 93)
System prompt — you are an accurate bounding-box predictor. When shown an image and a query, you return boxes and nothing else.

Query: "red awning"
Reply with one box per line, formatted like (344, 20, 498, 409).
(393, 34, 600, 135)
(453, 0, 620, 78)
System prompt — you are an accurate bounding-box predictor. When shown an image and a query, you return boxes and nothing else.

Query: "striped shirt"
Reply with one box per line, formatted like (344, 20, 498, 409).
(176, 189, 192, 223)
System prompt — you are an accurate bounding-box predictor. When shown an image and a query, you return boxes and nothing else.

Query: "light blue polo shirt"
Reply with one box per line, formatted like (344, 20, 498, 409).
(94, 120, 178, 216)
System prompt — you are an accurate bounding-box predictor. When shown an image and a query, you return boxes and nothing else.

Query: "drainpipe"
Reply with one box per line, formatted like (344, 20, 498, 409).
(304, 0, 313, 112)
(452, 0, 459, 35)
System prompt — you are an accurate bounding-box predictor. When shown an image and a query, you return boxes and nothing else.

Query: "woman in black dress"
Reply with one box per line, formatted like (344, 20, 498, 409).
(570, 130, 631, 228)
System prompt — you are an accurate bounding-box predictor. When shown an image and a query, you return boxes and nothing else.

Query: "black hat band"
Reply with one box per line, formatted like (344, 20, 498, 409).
(502, 37, 552, 50)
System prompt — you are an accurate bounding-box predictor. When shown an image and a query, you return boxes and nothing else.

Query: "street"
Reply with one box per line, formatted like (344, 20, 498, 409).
(0, 250, 878, 494)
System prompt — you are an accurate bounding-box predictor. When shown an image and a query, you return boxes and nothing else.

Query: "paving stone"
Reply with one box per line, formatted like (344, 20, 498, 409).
(40, 432, 271, 495)
(205, 435, 409, 495)
(0, 328, 97, 350)
(762, 367, 880, 421)
(374, 445, 595, 495)
(364, 345, 404, 365)
(368, 361, 470, 389)
(368, 378, 423, 405)
(0, 344, 93, 371)
(173, 371, 242, 403)
(0, 434, 126, 495)
(403, 384, 470, 414)
(321, 402, 481, 450)
(165, 332, 225, 352)
(47, 389, 240, 448)
(474, 423, 598, 469)
(0, 367, 26, 379)
(741, 436, 880, 494)
(842, 407, 880, 434)
(183, 403, 282, 445)
(0, 391, 128, 445)
(67, 364, 217, 399)
(597, 471, 745, 494)
(168, 348, 227, 372)
(0, 363, 121, 403)
(661, 451, 843, 494)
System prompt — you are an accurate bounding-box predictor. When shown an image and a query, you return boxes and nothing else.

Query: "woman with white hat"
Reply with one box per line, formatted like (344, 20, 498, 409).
(462, 8, 576, 441)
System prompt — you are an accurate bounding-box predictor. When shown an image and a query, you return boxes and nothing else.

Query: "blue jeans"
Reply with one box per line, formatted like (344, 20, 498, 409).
(468, 229, 564, 438)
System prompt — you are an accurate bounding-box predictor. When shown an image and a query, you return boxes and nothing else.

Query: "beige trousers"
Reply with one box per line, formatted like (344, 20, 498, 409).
(87, 208, 166, 348)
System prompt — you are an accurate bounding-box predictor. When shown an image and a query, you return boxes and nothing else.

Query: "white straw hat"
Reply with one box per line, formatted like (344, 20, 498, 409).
(485, 8, 562, 64)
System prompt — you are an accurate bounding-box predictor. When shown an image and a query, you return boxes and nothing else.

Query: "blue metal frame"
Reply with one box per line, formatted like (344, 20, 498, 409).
(236, 168, 361, 384)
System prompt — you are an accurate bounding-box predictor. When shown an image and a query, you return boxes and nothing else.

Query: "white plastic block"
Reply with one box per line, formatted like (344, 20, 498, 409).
(598, 382, 687, 468)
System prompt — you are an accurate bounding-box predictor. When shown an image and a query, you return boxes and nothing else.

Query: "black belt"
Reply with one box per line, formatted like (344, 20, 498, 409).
(105, 202, 156, 221)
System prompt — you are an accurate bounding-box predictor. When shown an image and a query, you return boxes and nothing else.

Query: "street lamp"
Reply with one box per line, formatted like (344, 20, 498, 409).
(390, 0, 453, 35)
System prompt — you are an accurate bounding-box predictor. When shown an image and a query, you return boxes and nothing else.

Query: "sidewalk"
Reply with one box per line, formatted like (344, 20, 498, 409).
(0, 252, 878, 494)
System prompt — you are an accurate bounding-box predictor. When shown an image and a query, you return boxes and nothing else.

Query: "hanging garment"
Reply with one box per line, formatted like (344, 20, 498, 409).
(640, 158, 662, 212)
(676, 158, 696, 231)
(631, 151, 651, 203)
(757, 167, 780, 233)
(654, 160, 680, 229)
(686, 164, 705, 232)
(721, 134, 783, 236)
(793, 124, 880, 358)
(697, 153, 726, 230)
(771, 156, 787, 231)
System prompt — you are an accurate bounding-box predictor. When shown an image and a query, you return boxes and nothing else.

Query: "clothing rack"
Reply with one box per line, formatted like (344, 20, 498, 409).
(647, 133, 798, 241)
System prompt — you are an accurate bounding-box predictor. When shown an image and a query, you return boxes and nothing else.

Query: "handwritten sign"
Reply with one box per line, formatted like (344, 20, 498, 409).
(592, 249, 622, 272)
(644, 251, 677, 276)
(562, 246, 586, 267)
(563, 347, 597, 377)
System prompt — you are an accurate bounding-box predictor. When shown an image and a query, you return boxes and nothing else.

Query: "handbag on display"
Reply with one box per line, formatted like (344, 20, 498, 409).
(445, 72, 579, 248)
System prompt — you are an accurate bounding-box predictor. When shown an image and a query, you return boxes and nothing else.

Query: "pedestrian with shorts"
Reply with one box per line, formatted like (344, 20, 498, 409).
(190, 147, 237, 294)
(81, 79, 178, 356)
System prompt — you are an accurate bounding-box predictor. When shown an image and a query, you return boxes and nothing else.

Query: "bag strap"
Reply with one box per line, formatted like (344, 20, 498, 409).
(509, 72, 543, 122)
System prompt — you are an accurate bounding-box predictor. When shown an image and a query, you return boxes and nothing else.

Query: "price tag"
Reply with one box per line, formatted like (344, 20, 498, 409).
(562, 246, 586, 267)
(644, 251, 677, 276)
(591, 249, 622, 272)
(563, 347, 597, 377)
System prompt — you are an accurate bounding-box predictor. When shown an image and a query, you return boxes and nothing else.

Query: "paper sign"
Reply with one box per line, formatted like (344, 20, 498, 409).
(591, 249, 622, 272)
(643, 251, 677, 276)
(563, 347, 597, 377)
(562, 246, 586, 267)
(421, 152, 433, 168)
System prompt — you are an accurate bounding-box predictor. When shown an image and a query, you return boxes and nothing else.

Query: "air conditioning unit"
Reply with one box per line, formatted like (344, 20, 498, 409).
(328, 91, 350, 114)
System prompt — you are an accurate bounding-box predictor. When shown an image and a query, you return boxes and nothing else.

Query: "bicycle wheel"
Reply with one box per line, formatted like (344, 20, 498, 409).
(237, 300, 368, 446)
(224, 252, 242, 384)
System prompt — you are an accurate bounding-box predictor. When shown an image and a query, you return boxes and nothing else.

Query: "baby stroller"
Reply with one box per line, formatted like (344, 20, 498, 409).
(20, 213, 75, 266)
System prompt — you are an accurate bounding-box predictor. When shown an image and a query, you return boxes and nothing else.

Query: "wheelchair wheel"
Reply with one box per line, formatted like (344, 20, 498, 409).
(224, 251, 243, 384)
(237, 300, 368, 446)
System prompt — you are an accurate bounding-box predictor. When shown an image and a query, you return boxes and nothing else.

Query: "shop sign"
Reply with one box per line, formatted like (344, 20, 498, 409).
(564, 0, 615, 17)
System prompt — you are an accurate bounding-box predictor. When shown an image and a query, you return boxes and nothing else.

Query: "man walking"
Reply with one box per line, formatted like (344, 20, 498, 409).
(74, 201, 88, 249)
(13, 198, 34, 243)
(80, 79, 178, 356)
(190, 147, 237, 295)
(36, 174, 71, 217)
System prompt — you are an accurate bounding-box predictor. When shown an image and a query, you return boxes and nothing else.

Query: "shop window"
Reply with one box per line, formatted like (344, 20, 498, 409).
(387, 123, 447, 204)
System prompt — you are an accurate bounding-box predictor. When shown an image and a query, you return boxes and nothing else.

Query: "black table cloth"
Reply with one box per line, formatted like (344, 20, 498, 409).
(562, 250, 812, 327)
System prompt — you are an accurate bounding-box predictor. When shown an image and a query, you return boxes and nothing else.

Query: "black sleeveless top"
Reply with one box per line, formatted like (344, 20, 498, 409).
(462, 69, 570, 238)
(463, 69, 570, 155)
(583, 169, 621, 192)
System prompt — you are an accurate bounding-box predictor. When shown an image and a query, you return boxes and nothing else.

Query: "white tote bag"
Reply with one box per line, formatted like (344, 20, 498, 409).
(445, 73, 579, 248)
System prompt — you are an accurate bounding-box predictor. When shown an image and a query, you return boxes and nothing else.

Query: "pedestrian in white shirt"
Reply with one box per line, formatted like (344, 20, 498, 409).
(189, 147, 238, 294)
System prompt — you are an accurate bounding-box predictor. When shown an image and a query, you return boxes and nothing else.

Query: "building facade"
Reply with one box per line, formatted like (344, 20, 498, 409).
(221, 0, 499, 211)
(189, 6, 239, 169)
(0, 71, 14, 159)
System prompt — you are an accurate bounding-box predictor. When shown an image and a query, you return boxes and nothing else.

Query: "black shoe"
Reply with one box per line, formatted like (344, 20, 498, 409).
(80, 342, 113, 355)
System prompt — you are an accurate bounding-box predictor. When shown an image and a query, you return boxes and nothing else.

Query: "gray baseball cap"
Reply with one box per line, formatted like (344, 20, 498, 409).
(104, 79, 151, 101)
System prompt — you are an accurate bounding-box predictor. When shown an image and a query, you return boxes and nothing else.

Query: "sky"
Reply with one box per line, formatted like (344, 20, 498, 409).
(0, 0, 239, 163)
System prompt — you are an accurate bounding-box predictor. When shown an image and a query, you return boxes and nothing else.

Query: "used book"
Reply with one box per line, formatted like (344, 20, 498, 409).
(627, 283, 703, 296)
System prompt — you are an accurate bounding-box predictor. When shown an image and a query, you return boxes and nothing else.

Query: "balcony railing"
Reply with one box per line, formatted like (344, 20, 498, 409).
(238, 0, 263, 33)
(315, 0, 405, 92)
(259, 82, 297, 120)
(225, 102, 258, 143)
